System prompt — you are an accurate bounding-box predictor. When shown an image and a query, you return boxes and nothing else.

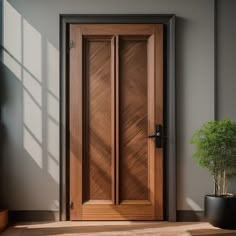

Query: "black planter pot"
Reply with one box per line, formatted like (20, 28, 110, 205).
(205, 195, 236, 229)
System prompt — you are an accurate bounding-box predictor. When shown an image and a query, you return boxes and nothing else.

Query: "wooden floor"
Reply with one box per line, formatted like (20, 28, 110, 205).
(1, 221, 236, 236)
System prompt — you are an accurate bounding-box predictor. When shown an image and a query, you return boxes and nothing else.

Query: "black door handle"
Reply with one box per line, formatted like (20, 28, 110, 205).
(148, 133, 167, 139)
(147, 125, 166, 148)
(148, 132, 161, 138)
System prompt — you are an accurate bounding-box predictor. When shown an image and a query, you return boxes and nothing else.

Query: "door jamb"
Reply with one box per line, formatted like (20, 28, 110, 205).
(59, 14, 176, 221)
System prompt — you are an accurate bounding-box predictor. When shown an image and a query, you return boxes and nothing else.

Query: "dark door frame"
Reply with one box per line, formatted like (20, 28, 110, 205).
(59, 14, 176, 221)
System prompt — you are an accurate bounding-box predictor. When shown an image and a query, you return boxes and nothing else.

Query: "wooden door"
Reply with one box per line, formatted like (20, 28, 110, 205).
(70, 24, 163, 220)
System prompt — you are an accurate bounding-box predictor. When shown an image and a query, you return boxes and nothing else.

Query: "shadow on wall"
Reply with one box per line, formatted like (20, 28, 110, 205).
(0, 0, 59, 211)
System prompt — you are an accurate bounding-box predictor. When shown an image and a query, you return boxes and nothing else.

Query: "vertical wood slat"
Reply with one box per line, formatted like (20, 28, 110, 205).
(147, 32, 155, 213)
(83, 37, 88, 204)
(111, 36, 116, 205)
(155, 24, 164, 220)
(78, 28, 84, 219)
(115, 35, 120, 205)
(69, 26, 83, 220)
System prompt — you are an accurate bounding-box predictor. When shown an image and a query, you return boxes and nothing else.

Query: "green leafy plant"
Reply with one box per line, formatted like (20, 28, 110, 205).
(191, 118, 236, 196)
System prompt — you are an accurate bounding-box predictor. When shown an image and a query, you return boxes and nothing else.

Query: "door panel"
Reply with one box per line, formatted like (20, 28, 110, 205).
(84, 38, 113, 202)
(70, 24, 163, 220)
(119, 37, 148, 201)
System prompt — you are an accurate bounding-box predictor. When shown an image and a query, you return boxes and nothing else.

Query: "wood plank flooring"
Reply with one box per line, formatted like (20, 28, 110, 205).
(1, 221, 236, 236)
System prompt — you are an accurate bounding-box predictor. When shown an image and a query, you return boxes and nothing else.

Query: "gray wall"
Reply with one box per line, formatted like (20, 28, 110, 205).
(217, 0, 236, 193)
(217, 0, 236, 119)
(0, 0, 215, 211)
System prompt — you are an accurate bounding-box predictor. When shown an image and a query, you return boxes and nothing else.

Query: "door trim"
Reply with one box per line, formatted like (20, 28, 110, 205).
(59, 14, 176, 221)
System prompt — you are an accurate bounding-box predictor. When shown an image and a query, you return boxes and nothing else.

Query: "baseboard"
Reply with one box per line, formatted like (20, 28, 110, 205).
(9, 210, 59, 222)
(177, 210, 205, 222)
(0, 210, 8, 231)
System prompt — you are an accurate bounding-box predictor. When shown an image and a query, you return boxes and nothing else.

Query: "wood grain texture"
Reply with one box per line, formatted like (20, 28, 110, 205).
(119, 38, 149, 201)
(84, 38, 112, 201)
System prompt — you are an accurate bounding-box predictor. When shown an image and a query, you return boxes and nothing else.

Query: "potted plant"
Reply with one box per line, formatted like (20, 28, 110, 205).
(191, 118, 236, 229)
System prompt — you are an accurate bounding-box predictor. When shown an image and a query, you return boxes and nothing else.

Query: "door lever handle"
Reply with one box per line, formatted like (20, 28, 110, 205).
(147, 132, 167, 139)
(148, 134, 158, 138)
(147, 125, 166, 148)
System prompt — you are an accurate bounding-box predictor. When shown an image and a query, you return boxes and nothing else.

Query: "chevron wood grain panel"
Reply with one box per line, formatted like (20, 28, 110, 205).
(84, 38, 113, 201)
(119, 38, 149, 201)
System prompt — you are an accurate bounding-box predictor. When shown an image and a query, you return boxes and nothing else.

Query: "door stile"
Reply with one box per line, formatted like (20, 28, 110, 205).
(69, 27, 83, 220)
(155, 24, 164, 220)
(115, 35, 120, 205)
(111, 36, 116, 205)
(147, 32, 156, 216)
(82, 35, 89, 206)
